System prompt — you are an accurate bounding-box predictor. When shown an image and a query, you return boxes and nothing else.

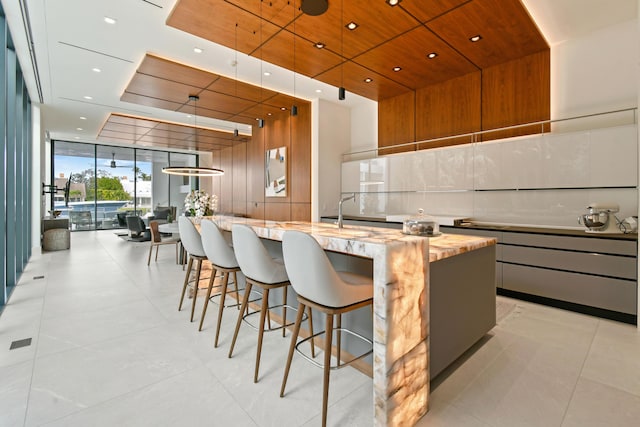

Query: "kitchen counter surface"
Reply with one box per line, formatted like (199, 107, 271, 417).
(202, 215, 496, 426)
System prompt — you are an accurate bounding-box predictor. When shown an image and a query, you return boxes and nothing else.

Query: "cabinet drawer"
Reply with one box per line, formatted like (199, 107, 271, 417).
(503, 264, 637, 315)
(502, 232, 637, 256)
(502, 245, 636, 280)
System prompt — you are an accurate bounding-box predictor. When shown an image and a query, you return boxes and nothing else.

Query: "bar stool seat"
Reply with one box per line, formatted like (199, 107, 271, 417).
(198, 219, 243, 347)
(228, 224, 314, 383)
(280, 230, 373, 427)
(177, 217, 209, 322)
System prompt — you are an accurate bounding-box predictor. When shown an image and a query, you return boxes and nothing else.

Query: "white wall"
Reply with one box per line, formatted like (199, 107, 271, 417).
(312, 99, 352, 221)
(551, 18, 638, 124)
(349, 101, 378, 154)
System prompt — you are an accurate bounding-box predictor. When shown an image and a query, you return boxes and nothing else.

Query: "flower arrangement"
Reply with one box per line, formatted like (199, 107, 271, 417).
(184, 190, 217, 217)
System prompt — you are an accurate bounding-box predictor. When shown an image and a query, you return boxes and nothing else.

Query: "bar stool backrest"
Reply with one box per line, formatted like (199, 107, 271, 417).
(232, 224, 287, 284)
(178, 217, 206, 257)
(201, 220, 238, 269)
(282, 230, 372, 308)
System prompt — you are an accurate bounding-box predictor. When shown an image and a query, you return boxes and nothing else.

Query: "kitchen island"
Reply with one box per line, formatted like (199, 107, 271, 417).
(205, 215, 497, 427)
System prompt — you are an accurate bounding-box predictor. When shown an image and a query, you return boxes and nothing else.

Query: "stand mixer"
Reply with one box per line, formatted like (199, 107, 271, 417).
(578, 203, 621, 233)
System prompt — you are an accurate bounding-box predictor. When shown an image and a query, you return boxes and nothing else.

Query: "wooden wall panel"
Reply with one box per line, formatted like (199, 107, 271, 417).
(265, 202, 291, 221)
(290, 103, 311, 205)
(219, 146, 233, 213)
(291, 203, 311, 222)
(416, 72, 481, 150)
(213, 100, 311, 221)
(378, 91, 416, 155)
(232, 142, 247, 216)
(481, 50, 551, 141)
(247, 125, 265, 205)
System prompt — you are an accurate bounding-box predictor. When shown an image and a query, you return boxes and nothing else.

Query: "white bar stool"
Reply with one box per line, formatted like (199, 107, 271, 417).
(228, 224, 314, 383)
(177, 217, 209, 322)
(280, 230, 373, 427)
(198, 219, 244, 347)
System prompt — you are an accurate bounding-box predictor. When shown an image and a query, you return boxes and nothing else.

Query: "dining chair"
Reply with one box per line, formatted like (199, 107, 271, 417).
(147, 220, 180, 265)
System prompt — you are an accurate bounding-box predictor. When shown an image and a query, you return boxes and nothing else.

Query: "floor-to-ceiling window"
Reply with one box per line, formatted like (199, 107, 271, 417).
(1, 2, 33, 307)
(52, 141, 198, 231)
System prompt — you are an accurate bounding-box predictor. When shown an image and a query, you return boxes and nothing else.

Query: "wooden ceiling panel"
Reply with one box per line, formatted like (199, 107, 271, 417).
(399, 0, 469, 23)
(124, 73, 199, 105)
(237, 103, 292, 121)
(257, 31, 343, 79)
(426, 0, 549, 68)
(226, 0, 301, 28)
(207, 76, 280, 102)
(175, 103, 236, 122)
(196, 90, 258, 115)
(138, 54, 218, 88)
(98, 113, 245, 152)
(290, 0, 420, 60)
(167, 0, 281, 55)
(120, 92, 184, 112)
(314, 61, 412, 101)
(353, 26, 478, 90)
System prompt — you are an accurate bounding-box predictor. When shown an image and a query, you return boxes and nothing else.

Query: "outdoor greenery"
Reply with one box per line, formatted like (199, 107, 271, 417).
(71, 169, 132, 201)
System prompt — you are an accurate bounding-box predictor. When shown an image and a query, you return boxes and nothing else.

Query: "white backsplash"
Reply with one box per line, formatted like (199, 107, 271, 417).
(341, 124, 638, 228)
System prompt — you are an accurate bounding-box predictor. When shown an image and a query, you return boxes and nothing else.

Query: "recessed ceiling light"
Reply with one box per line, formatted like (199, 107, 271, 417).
(427, 52, 438, 59)
(83, 95, 93, 100)
(268, 113, 273, 116)
(193, 47, 203, 53)
(393, 66, 402, 72)
(103, 16, 116, 24)
(74, 136, 80, 139)
(346, 22, 358, 30)
(263, 71, 271, 76)
(469, 35, 482, 42)
(314, 42, 325, 49)
(79, 116, 86, 120)
(280, 107, 287, 111)
(76, 127, 83, 131)
(386, 0, 402, 6)
(364, 78, 373, 83)
(315, 89, 323, 93)
(92, 67, 101, 73)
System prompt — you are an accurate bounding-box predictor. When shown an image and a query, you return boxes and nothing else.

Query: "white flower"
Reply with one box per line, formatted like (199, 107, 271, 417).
(184, 190, 218, 217)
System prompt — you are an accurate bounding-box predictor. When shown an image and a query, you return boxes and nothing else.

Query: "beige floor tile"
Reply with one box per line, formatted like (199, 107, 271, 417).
(561, 378, 640, 427)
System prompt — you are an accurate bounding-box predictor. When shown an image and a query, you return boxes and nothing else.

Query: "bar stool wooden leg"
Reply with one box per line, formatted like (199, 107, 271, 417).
(254, 287, 270, 383)
(229, 282, 253, 358)
(322, 313, 334, 427)
(282, 286, 288, 337)
(198, 267, 218, 331)
(337, 314, 342, 367)
(190, 259, 202, 322)
(308, 306, 315, 358)
(214, 272, 230, 347)
(280, 301, 306, 397)
(178, 257, 194, 311)
(232, 271, 240, 310)
(147, 244, 153, 265)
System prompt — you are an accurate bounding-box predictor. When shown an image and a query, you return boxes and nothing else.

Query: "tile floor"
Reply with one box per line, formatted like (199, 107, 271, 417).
(1, 230, 639, 426)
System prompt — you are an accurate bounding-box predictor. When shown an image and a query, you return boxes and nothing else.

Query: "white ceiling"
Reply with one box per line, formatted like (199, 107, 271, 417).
(2, 0, 637, 152)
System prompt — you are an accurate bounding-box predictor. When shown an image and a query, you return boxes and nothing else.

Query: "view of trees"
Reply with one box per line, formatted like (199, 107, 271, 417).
(70, 168, 132, 201)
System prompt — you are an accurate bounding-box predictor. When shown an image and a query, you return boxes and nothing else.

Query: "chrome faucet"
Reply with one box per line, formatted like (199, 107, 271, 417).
(337, 193, 356, 229)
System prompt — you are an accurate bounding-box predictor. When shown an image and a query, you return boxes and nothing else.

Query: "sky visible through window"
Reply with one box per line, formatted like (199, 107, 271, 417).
(54, 155, 152, 181)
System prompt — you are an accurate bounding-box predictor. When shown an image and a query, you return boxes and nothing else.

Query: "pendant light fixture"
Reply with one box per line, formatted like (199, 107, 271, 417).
(162, 95, 224, 177)
(338, 0, 346, 101)
(291, 0, 298, 116)
(233, 22, 240, 137)
(301, 0, 328, 16)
